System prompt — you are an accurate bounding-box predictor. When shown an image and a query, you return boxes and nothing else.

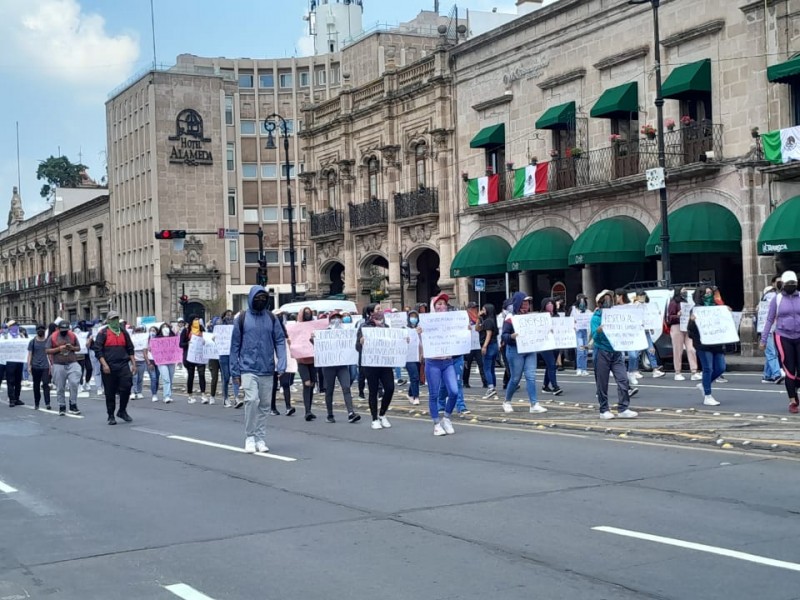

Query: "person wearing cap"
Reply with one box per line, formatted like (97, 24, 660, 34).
(760, 270, 800, 414)
(356, 303, 395, 429)
(590, 290, 638, 420)
(4, 319, 27, 407)
(94, 311, 136, 425)
(45, 320, 83, 416)
(500, 292, 548, 415)
(760, 275, 785, 384)
(312, 310, 360, 423)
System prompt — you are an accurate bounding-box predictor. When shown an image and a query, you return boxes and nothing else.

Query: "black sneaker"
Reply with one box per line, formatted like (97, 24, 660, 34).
(463, 382, 471, 388)
(234, 399, 244, 409)
(358, 391, 365, 399)
(59, 407, 66, 416)
(107, 416, 117, 425)
(286, 407, 296, 416)
(34, 403, 39, 410)
(270, 408, 281, 416)
(552, 387, 564, 396)
(629, 387, 640, 398)
(116, 411, 132, 423)
(542, 385, 555, 394)
(44, 404, 51, 411)
(305, 413, 317, 422)
(348, 412, 361, 423)
(13, 399, 24, 406)
(69, 405, 81, 415)
(326, 415, 335, 423)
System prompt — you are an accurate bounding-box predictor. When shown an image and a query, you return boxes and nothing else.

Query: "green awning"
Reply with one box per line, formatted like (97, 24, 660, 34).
(507, 228, 573, 272)
(662, 58, 712, 100)
(535, 101, 576, 130)
(645, 203, 741, 257)
(451, 235, 511, 277)
(470, 124, 505, 148)
(590, 82, 639, 119)
(758, 196, 800, 255)
(568, 216, 648, 266)
(768, 55, 800, 84)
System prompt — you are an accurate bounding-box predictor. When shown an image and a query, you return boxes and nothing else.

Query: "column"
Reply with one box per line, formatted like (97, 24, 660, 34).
(581, 266, 596, 307)
(519, 271, 536, 295)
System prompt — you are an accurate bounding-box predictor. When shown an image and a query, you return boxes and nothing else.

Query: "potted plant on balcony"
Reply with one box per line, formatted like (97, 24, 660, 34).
(609, 133, 627, 156)
(641, 123, 657, 140)
(680, 115, 695, 127)
(461, 171, 469, 182)
(665, 118, 676, 132)
(568, 146, 584, 158)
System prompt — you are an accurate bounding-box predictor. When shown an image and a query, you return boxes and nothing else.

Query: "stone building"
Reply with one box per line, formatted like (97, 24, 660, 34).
(446, 0, 800, 347)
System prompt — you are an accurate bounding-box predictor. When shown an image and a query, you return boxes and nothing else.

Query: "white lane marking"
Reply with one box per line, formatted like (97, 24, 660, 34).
(566, 380, 784, 395)
(167, 435, 297, 462)
(23, 405, 84, 419)
(0, 478, 18, 494)
(593, 526, 800, 572)
(164, 583, 216, 600)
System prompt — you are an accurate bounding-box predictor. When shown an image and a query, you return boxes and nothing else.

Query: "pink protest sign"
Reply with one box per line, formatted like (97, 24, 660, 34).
(286, 319, 329, 359)
(148, 336, 183, 365)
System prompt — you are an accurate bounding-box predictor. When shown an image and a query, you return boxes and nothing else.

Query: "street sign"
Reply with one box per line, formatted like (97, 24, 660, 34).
(474, 278, 486, 292)
(218, 228, 239, 239)
(646, 167, 665, 191)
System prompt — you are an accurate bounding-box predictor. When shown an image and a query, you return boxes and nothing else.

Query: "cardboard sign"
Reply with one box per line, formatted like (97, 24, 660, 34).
(552, 317, 577, 349)
(693, 306, 740, 345)
(511, 313, 555, 353)
(313, 328, 358, 367)
(600, 306, 648, 351)
(573, 311, 591, 331)
(186, 335, 208, 365)
(0, 338, 31, 363)
(132, 333, 149, 352)
(286, 319, 329, 360)
(679, 301, 694, 332)
(418, 311, 471, 358)
(361, 327, 408, 367)
(756, 299, 770, 333)
(406, 328, 421, 364)
(148, 336, 183, 365)
(213, 324, 233, 355)
(203, 332, 219, 361)
(385, 312, 408, 329)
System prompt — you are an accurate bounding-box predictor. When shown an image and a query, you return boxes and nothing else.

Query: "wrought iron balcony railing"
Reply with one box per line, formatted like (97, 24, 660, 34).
(394, 187, 439, 220)
(349, 199, 388, 230)
(310, 209, 345, 238)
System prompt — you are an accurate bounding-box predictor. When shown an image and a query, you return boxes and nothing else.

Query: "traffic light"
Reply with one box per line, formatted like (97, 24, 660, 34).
(400, 258, 411, 281)
(257, 257, 268, 286)
(179, 294, 189, 307)
(155, 230, 187, 240)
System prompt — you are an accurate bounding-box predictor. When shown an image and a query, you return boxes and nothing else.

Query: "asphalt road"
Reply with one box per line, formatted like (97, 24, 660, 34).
(2, 373, 800, 600)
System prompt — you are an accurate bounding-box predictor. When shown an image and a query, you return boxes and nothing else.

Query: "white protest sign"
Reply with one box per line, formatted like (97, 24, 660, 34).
(186, 335, 208, 364)
(361, 327, 408, 367)
(600, 306, 648, 351)
(313, 328, 358, 367)
(756, 300, 770, 333)
(511, 313, 555, 353)
(552, 317, 578, 349)
(693, 306, 740, 345)
(132, 333, 149, 352)
(0, 338, 30, 363)
(406, 328, 420, 363)
(732, 311, 743, 332)
(203, 332, 219, 361)
(213, 325, 233, 355)
(641, 302, 664, 334)
(418, 311, 471, 357)
(679, 301, 694, 332)
(385, 312, 408, 329)
(76, 332, 89, 355)
(470, 326, 481, 351)
(573, 311, 591, 331)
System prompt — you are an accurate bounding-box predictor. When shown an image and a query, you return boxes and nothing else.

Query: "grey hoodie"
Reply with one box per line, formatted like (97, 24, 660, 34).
(229, 285, 287, 377)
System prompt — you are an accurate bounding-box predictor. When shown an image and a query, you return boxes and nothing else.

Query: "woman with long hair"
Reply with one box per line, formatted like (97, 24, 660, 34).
(152, 321, 178, 403)
(666, 286, 700, 381)
(760, 270, 800, 414)
(356, 303, 395, 430)
(687, 286, 724, 406)
(479, 302, 499, 398)
(179, 315, 207, 403)
(569, 294, 591, 376)
(540, 297, 563, 396)
(296, 306, 317, 421)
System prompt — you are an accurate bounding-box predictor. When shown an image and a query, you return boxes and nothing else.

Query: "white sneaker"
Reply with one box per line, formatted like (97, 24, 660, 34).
(433, 423, 447, 436)
(703, 395, 720, 406)
(483, 387, 497, 399)
(529, 403, 547, 413)
(696, 382, 703, 391)
(201, 395, 209, 404)
(674, 374, 685, 381)
(255, 440, 269, 453)
(690, 373, 702, 381)
(97, 388, 104, 396)
(152, 395, 159, 403)
(628, 374, 639, 386)
(600, 411, 615, 420)
(379, 416, 391, 428)
(371, 419, 383, 430)
(633, 371, 643, 379)
(441, 417, 455, 434)
(223, 398, 234, 408)
(188, 396, 197, 404)
(653, 369, 665, 378)
(412, 397, 420, 405)
(291, 385, 299, 393)
(208, 397, 216, 405)
(715, 377, 728, 383)
(164, 397, 173, 404)
(502, 401, 514, 413)
(244, 437, 256, 453)
(618, 409, 639, 418)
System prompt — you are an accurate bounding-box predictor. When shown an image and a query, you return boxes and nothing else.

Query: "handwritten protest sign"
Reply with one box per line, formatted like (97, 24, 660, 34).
(76, 332, 89, 355)
(187, 335, 208, 364)
(361, 327, 408, 367)
(406, 329, 420, 363)
(511, 313, 555, 353)
(385, 312, 408, 329)
(470, 326, 481, 351)
(132, 333, 149, 352)
(418, 311, 470, 357)
(202, 333, 219, 361)
(0, 338, 30, 363)
(148, 336, 183, 365)
(573, 311, 591, 331)
(693, 306, 740, 345)
(313, 328, 358, 367)
(552, 317, 577, 349)
(679, 301, 694, 332)
(641, 303, 664, 334)
(286, 319, 329, 359)
(732, 311, 743, 332)
(756, 300, 770, 333)
(213, 325, 233, 355)
(600, 306, 648, 351)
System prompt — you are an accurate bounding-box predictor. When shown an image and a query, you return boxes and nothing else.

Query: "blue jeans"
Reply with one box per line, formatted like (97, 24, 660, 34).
(426, 358, 459, 420)
(627, 351, 639, 373)
(148, 363, 160, 395)
(349, 364, 359, 384)
(483, 342, 498, 388)
(438, 355, 466, 412)
(394, 367, 403, 380)
(645, 332, 661, 369)
(541, 350, 558, 389)
(697, 350, 726, 395)
(505, 345, 538, 405)
(157, 364, 175, 399)
(576, 329, 588, 370)
(219, 355, 239, 398)
(134, 360, 147, 394)
(764, 334, 781, 380)
(406, 361, 420, 398)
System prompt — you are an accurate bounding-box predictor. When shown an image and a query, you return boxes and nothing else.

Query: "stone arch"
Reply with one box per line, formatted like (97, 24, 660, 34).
(669, 187, 744, 225)
(406, 137, 428, 156)
(519, 214, 582, 240)
(586, 203, 657, 232)
(405, 242, 438, 264)
(465, 223, 517, 245)
(319, 258, 344, 275)
(358, 251, 389, 278)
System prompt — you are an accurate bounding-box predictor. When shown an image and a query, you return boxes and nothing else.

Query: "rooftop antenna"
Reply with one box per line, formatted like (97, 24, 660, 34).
(434, 0, 439, 12)
(150, 0, 157, 68)
(15, 121, 21, 195)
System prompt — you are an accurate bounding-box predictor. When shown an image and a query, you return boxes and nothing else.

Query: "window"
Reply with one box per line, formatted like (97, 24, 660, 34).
(283, 250, 295, 263)
(261, 119, 293, 135)
(240, 120, 256, 135)
(238, 73, 254, 88)
(368, 157, 380, 198)
(81, 241, 87, 272)
(299, 71, 309, 87)
(243, 208, 259, 223)
(227, 189, 236, 216)
(259, 73, 274, 88)
(415, 143, 427, 188)
(229, 240, 238, 262)
(261, 164, 277, 178)
(225, 96, 234, 125)
(227, 143, 235, 171)
(327, 171, 337, 208)
(282, 207, 308, 221)
(281, 163, 296, 178)
(242, 163, 258, 178)
(245, 251, 260, 264)
(317, 69, 327, 86)
(330, 66, 340, 85)
(279, 73, 294, 88)
(262, 207, 279, 222)
(264, 250, 279, 263)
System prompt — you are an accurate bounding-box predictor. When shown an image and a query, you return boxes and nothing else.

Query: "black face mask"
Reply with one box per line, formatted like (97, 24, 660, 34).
(784, 283, 798, 295)
(776, 282, 783, 290)
(251, 296, 268, 311)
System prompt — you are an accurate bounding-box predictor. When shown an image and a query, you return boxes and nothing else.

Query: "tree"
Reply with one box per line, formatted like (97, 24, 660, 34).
(36, 156, 87, 198)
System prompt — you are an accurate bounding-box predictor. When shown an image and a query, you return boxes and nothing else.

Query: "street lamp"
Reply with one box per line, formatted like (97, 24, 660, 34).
(399, 252, 411, 309)
(630, 0, 671, 287)
(264, 113, 297, 301)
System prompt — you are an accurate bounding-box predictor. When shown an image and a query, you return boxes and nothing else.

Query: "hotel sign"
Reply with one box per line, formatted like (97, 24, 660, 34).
(169, 109, 213, 166)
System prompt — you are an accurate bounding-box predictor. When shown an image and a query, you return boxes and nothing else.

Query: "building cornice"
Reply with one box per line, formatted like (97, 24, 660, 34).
(739, 0, 781, 14)
(593, 46, 650, 71)
(537, 68, 586, 91)
(661, 19, 725, 48)
(472, 95, 514, 112)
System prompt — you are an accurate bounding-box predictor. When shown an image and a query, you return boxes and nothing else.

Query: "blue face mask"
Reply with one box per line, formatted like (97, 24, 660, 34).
(342, 316, 352, 324)
(409, 317, 419, 326)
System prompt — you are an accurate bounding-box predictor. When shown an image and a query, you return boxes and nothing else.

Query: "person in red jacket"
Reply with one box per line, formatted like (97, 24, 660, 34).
(94, 311, 136, 425)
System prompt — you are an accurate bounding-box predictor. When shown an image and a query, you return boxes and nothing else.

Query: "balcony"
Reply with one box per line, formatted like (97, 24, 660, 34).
(61, 269, 104, 290)
(394, 187, 439, 221)
(310, 209, 345, 239)
(349, 199, 388, 230)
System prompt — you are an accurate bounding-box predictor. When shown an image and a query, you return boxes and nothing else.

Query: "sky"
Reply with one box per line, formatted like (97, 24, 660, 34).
(0, 0, 528, 223)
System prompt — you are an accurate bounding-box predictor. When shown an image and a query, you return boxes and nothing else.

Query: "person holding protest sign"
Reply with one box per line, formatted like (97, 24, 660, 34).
(27, 324, 51, 410)
(313, 310, 360, 423)
(152, 322, 178, 403)
(687, 287, 724, 406)
(143, 325, 160, 401)
(667, 287, 700, 381)
(405, 309, 422, 406)
(590, 290, 638, 420)
(421, 294, 462, 436)
(45, 320, 82, 415)
(760, 276, 785, 384)
(356, 303, 395, 430)
(540, 298, 564, 396)
(463, 302, 487, 388)
(760, 270, 800, 414)
(615, 290, 643, 387)
(478, 303, 499, 399)
(295, 307, 319, 421)
(4, 320, 27, 407)
(94, 311, 136, 425)
(633, 291, 665, 378)
(500, 292, 548, 416)
(132, 326, 148, 400)
(179, 315, 208, 404)
(569, 294, 591, 377)
(217, 310, 240, 407)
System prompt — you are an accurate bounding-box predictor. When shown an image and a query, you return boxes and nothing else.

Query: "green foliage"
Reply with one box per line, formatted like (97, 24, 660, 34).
(36, 156, 87, 198)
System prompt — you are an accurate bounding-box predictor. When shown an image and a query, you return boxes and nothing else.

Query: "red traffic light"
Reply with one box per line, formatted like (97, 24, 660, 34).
(155, 230, 187, 240)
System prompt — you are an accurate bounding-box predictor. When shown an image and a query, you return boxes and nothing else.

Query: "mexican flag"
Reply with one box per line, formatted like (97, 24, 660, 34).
(513, 163, 549, 198)
(467, 174, 499, 206)
(762, 126, 800, 164)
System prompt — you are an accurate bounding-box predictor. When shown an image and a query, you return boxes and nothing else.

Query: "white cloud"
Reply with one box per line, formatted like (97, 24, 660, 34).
(297, 31, 316, 57)
(0, 0, 140, 90)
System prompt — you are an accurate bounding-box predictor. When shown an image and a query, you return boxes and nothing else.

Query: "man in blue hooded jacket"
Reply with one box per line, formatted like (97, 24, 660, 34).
(230, 286, 287, 453)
